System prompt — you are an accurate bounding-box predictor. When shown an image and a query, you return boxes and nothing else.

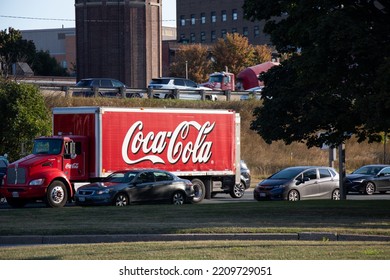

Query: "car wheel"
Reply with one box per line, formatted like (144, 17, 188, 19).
(6, 198, 27, 208)
(46, 180, 68, 208)
(0, 195, 6, 204)
(166, 94, 175, 99)
(172, 191, 185, 205)
(230, 183, 245, 198)
(365, 182, 375, 195)
(191, 178, 205, 203)
(114, 193, 129, 206)
(288, 189, 300, 201)
(332, 189, 341, 200)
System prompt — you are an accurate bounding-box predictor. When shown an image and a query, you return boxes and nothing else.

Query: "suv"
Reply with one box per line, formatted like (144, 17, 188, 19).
(73, 78, 142, 98)
(148, 77, 217, 101)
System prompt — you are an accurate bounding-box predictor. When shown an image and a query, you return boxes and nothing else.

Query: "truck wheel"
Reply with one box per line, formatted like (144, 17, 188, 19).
(230, 183, 245, 198)
(191, 178, 205, 203)
(6, 198, 27, 208)
(46, 180, 68, 208)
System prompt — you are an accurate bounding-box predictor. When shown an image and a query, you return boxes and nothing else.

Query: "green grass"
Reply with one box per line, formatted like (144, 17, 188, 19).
(1, 200, 389, 236)
(1, 240, 389, 260)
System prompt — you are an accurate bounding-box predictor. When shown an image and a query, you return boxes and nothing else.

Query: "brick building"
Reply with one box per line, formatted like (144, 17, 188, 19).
(176, 0, 270, 45)
(75, 0, 162, 88)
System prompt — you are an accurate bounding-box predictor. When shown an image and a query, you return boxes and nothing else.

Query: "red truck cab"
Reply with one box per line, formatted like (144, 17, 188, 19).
(201, 72, 235, 91)
(1, 135, 88, 208)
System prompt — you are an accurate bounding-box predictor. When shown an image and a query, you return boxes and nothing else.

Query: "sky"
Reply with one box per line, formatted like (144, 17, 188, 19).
(0, 0, 176, 30)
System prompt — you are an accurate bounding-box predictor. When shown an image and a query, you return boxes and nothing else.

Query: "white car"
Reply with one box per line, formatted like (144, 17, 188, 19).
(149, 77, 217, 101)
(240, 86, 263, 101)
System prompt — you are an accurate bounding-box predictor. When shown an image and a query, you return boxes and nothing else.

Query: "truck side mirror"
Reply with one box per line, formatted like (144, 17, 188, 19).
(64, 141, 77, 159)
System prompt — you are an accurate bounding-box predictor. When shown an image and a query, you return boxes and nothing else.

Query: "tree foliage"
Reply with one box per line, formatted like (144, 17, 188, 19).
(0, 27, 68, 77)
(169, 44, 211, 83)
(0, 79, 51, 161)
(243, 0, 390, 147)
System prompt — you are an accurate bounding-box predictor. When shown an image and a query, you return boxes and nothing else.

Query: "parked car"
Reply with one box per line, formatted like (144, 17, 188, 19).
(73, 78, 142, 98)
(254, 166, 340, 201)
(75, 169, 195, 206)
(0, 154, 9, 204)
(148, 77, 218, 101)
(215, 160, 252, 198)
(344, 164, 390, 195)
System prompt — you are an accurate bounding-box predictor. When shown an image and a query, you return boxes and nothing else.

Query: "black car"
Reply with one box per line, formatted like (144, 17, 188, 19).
(73, 78, 142, 98)
(344, 164, 390, 195)
(75, 169, 195, 206)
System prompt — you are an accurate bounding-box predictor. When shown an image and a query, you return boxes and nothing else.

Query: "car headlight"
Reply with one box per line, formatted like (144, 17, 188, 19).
(29, 179, 45, 186)
(96, 188, 113, 195)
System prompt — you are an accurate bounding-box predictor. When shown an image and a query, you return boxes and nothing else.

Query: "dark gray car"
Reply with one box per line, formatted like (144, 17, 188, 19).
(254, 166, 340, 201)
(75, 169, 195, 206)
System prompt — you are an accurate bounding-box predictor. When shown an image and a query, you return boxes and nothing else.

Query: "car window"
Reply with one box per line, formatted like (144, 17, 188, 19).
(303, 169, 317, 180)
(379, 167, 390, 176)
(185, 79, 197, 88)
(319, 168, 332, 178)
(173, 79, 185, 86)
(101, 79, 112, 87)
(137, 172, 155, 183)
(112, 80, 124, 87)
(107, 173, 126, 183)
(76, 80, 93, 87)
(153, 171, 173, 182)
(0, 159, 7, 168)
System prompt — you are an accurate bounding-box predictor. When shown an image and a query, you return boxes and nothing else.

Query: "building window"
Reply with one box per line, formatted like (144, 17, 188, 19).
(211, 11, 216, 23)
(211, 30, 216, 42)
(191, 14, 196, 25)
(200, 32, 206, 43)
(221, 29, 227, 39)
(232, 28, 237, 34)
(232, 9, 238, 21)
(221, 10, 227, 22)
(180, 16, 186, 26)
(201, 13, 206, 24)
(243, 27, 248, 37)
(254, 26, 260, 37)
(190, 33, 196, 43)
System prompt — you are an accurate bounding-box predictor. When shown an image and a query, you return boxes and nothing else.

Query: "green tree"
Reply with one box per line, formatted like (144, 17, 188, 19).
(170, 44, 212, 83)
(244, 0, 390, 147)
(0, 79, 51, 161)
(32, 50, 68, 76)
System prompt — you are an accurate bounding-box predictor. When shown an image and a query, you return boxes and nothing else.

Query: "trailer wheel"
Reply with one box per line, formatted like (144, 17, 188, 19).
(230, 183, 245, 198)
(46, 180, 68, 208)
(191, 178, 205, 203)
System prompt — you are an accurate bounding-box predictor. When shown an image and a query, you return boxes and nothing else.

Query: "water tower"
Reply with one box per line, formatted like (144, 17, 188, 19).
(75, 0, 162, 87)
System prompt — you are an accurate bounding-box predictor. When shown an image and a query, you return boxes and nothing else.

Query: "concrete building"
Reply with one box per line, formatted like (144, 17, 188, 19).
(21, 28, 76, 75)
(176, 0, 270, 45)
(75, 0, 162, 88)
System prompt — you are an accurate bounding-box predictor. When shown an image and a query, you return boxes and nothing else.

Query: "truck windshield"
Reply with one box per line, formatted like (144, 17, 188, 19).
(33, 139, 63, 155)
(209, 75, 223, 83)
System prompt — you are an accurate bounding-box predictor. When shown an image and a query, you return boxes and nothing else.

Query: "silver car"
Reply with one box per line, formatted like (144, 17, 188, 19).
(254, 166, 340, 201)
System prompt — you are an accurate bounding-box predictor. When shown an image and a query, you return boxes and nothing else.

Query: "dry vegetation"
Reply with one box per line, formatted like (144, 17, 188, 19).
(44, 94, 387, 178)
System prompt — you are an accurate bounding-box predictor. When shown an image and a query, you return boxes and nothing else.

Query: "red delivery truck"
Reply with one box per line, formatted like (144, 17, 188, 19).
(1, 107, 243, 208)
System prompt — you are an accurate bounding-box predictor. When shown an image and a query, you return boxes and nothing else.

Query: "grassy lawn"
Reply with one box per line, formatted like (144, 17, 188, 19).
(0, 200, 389, 260)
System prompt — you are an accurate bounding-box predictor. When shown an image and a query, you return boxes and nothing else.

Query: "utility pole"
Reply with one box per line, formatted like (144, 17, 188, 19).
(338, 143, 346, 200)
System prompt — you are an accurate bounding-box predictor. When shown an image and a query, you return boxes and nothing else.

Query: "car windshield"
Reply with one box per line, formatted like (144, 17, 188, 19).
(269, 167, 306, 180)
(104, 171, 137, 183)
(209, 75, 223, 83)
(76, 80, 93, 87)
(150, 78, 170, 85)
(352, 166, 383, 175)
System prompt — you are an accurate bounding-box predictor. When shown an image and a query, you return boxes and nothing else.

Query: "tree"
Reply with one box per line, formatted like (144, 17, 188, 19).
(243, 0, 390, 148)
(210, 33, 257, 75)
(32, 50, 68, 76)
(0, 28, 36, 77)
(0, 79, 51, 161)
(170, 44, 212, 83)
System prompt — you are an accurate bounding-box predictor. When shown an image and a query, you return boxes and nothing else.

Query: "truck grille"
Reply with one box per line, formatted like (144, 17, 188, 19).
(6, 167, 27, 185)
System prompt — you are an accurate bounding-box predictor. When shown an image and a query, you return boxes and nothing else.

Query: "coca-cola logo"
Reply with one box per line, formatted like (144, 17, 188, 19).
(122, 120, 215, 165)
(65, 163, 79, 169)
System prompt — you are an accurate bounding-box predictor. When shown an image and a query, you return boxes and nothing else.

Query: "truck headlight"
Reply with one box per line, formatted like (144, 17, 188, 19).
(29, 179, 45, 186)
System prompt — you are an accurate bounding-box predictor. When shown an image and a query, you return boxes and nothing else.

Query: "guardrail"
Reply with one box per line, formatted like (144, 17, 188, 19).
(18, 79, 261, 101)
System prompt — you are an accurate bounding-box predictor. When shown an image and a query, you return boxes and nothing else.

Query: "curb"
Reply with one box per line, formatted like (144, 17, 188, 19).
(1, 233, 390, 245)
